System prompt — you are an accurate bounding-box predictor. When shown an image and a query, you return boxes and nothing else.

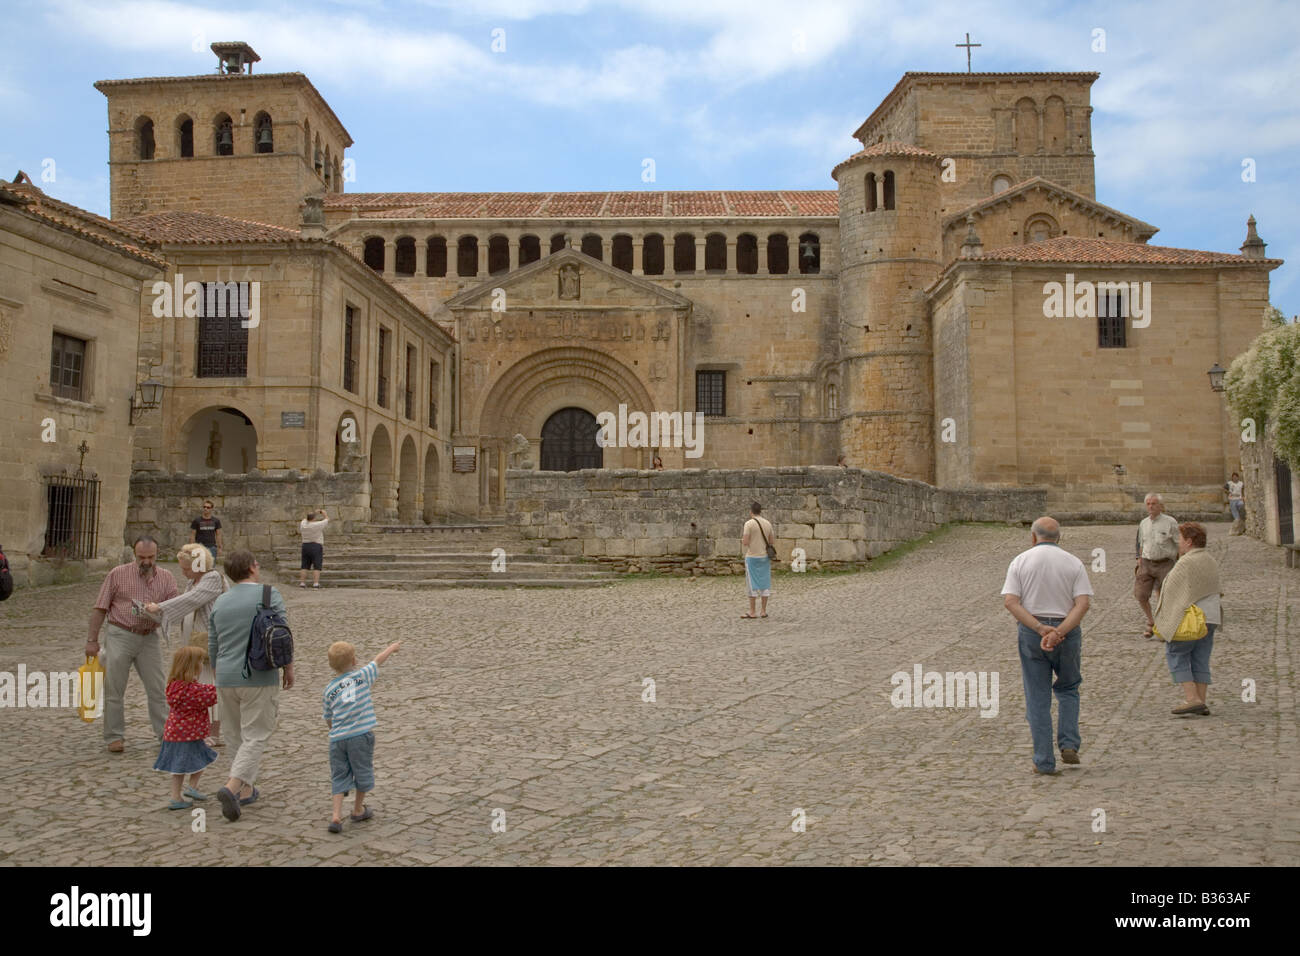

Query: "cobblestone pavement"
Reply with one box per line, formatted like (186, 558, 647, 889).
(1, 522, 1296, 866)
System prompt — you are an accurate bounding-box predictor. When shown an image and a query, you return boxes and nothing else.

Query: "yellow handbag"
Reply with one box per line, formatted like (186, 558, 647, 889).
(1156, 604, 1208, 642)
(77, 655, 104, 722)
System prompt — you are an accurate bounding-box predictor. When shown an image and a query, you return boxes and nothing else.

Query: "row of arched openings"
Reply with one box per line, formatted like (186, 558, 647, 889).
(134, 112, 274, 159)
(363, 232, 822, 277)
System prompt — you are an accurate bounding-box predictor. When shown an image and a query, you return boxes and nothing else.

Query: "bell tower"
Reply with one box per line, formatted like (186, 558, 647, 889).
(94, 41, 353, 229)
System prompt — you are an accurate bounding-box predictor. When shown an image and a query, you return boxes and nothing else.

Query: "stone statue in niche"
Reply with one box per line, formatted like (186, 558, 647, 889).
(558, 264, 580, 300)
(205, 421, 223, 469)
(652, 318, 671, 342)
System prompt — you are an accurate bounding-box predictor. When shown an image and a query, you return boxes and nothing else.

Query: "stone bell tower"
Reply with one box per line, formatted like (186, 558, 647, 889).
(832, 141, 942, 481)
(94, 41, 352, 229)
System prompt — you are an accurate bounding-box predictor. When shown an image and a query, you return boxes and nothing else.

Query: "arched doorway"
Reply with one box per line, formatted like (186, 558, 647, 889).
(334, 410, 361, 472)
(422, 445, 440, 523)
(541, 407, 602, 471)
(182, 406, 257, 474)
(369, 424, 394, 521)
(397, 436, 418, 523)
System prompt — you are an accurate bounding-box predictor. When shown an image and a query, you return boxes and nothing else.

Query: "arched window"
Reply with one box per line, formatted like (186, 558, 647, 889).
(1044, 96, 1066, 151)
(825, 383, 839, 419)
(333, 156, 341, 193)
(865, 172, 877, 212)
(1015, 97, 1038, 154)
(394, 236, 416, 276)
(363, 237, 385, 272)
(214, 113, 233, 156)
(736, 233, 758, 274)
(1024, 215, 1058, 243)
(323, 146, 332, 187)
(303, 118, 310, 157)
(673, 233, 696, 273)
(642, 234, 665, 275)
(992, 174, 1013, 194)
(549, 233, 567, 255)
(519, 235, 541, 266)
(797, 233, 820, 274)
(313, 133, 322, 174)
(883, 171, 896, 210)
(580, 234, 603, 261)
(457, 236, 478, 277)
(766, 233, 789, 274)
(488, 235, 509, 274)
(611, 234, 633, 272)
(176, 115, 193, 158)
(254, 111, 273, 153)
(135, 117, 155, 160)
(704, 233, 727, 272)
(426, 237, 447, 277)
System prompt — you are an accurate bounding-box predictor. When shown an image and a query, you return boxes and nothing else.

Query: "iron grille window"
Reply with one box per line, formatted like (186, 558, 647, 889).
(50, 333, 87, 400)
(43, 474, 101, 559)
(1098, 287, 1127, 349)
(343, 306, 358, 393)
(696, 370, 726, 417)
(429, 360, 439, 429)
(196, 282, 249, 377)
(377, 327, 390, 408)
(404, 344, 416, 420)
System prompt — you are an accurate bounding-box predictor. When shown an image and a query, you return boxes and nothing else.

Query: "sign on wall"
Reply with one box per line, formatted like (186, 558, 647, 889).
(452, 446, 476, 473)
(280, 411, 306, 428)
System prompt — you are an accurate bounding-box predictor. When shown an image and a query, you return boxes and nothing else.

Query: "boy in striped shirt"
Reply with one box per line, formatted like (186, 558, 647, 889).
(323, 639, 401, 833)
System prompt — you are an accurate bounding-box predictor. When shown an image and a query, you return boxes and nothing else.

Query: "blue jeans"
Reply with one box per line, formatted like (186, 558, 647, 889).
(1017, 621, 1082, 772)
(1229, 500, 1245, 521)
(329, 732, 375, 795)
(1166, 623, 1216, 684)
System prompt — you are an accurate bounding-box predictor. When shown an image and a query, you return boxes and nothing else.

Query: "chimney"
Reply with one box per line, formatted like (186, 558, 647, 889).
(1240, 215, 1267, 259)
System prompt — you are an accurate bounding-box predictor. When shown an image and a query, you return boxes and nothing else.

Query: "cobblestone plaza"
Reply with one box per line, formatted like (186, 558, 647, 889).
(1, 522, 1295, 866)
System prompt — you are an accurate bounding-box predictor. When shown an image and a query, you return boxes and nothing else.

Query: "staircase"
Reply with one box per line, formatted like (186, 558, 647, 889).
(272, 521, 618, 590)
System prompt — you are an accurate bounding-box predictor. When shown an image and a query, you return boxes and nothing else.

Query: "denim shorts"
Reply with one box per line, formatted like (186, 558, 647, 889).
(329, 732, 374, 795)
(1166, 623, 1216, 684)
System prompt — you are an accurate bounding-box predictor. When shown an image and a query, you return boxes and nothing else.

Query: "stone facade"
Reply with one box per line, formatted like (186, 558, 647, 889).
(124, 470, 367, 570)
(0, 182, 163, 589)
(506, 466, 1045, 573)
(1240, 425, 1300, 546)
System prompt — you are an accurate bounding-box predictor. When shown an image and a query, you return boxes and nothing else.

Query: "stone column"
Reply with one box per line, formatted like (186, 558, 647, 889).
(1064, 107, 1074, 154)
(876, 178, 885, 210)
(632, 237, 644, 276)
(415, 239, 427, 277)
(1036, 107, 1046, 152)
(382, 238, 395, 275)
(601, 236, 612, 265)
(694, 236, 706, 274)
(725, 237, 737, 275)
(477, 234, 488, 276)
(509, 235, 519, 271)
(758, 235, 769, 276)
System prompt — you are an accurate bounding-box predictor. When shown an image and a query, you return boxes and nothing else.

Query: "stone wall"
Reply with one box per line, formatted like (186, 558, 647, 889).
(125, 470, 368, 569)
(506, 466, 1045, 573)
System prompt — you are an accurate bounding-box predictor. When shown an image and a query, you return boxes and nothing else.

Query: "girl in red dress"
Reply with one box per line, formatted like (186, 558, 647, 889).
(153, 646, 219, 809)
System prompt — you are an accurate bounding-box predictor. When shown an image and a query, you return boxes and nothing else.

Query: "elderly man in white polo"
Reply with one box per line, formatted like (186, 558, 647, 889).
(1135, 493, 1179, 639)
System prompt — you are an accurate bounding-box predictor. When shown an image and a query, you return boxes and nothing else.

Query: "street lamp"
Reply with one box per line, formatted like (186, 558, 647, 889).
(129, 376, 164, 425)
(1207, 363, 1227, 393)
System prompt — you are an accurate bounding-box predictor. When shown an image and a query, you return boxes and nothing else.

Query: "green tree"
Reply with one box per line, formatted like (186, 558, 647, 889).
(1225, 320, 1300, 464)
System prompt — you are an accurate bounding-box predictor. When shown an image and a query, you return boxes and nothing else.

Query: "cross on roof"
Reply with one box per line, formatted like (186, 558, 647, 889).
(956, 32, 981, 72)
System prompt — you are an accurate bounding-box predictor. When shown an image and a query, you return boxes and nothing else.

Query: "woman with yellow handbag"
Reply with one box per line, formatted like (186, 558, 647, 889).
(1152, 522, 1221, 716)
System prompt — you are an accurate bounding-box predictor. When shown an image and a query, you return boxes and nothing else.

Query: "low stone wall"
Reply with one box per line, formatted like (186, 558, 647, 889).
(506, 466, 1046, 573)
(125, 471, 369, 570)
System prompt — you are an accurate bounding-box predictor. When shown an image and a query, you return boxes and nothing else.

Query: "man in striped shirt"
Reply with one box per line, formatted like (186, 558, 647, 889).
(85, 537, 178, 752)
(322, 639, 401, 832)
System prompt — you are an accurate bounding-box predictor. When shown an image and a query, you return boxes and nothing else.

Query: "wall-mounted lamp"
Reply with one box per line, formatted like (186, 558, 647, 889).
(129, 376, 163, 425)
(1207, 362, 1227, 393)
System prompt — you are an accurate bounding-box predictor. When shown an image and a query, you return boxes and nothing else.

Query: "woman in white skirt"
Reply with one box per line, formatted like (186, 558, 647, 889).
(144, 543, 228, 745)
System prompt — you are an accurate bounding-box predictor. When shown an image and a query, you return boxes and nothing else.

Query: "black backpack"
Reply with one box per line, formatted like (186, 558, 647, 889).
(0, 546, 12, 601)
(243, 584, 293, 677)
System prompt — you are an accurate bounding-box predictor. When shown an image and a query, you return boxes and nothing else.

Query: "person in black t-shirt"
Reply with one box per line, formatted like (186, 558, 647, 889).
(189, 500, 223, 564)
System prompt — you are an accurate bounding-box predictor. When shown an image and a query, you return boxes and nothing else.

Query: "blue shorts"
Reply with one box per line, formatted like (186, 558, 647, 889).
(1166, 624, 1216, 684)
(329, 732, 374, 795)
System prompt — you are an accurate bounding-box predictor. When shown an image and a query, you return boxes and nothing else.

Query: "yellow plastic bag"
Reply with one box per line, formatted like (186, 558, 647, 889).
(1156, 604, 1208, 642)
(78, 656, 104, 722)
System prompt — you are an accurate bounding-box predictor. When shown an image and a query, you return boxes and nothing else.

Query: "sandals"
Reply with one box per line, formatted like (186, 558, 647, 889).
(167, 799, 194, 810)
(740, 614, 757, 619)
(328, 820, 343, 834)
(350, 806, 373, 823)
(217, 787, 241, 821)
(239, 786, 260, 806)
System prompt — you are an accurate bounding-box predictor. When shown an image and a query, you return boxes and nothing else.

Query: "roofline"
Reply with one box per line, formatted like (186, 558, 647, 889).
(942, 176, 1159, 238)
(93, 71, 353, 148)
(853, 71, 1100, 143)
(326, 215, 840, 227)
(0, 187, 166, 271)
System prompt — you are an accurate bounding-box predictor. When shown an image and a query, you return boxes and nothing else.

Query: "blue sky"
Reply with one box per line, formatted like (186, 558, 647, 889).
(3, 0, 1297, 317)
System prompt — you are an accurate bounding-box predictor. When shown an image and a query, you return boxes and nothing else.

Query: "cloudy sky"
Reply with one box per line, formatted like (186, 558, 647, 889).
(3, 0, 1297, 315)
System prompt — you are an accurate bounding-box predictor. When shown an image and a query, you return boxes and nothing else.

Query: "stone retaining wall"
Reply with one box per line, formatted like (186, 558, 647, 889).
(125, 471, 369, 570)
(506, 467, 1046, 573)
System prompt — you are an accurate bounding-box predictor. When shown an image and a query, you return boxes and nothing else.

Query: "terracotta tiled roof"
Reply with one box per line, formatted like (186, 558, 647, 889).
(832, 141, 940, 177)
(324, 191, 839, 219)
(117, 210, 304, 244)
(0, 179, 165, 269)
(964, 236, 1282, 266)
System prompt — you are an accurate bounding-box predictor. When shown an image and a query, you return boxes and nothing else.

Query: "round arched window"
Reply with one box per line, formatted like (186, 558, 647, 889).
(992, 174, 1013, 194)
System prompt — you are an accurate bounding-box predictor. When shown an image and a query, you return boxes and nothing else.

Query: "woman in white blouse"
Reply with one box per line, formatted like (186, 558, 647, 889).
(144, 543, 228, 744)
